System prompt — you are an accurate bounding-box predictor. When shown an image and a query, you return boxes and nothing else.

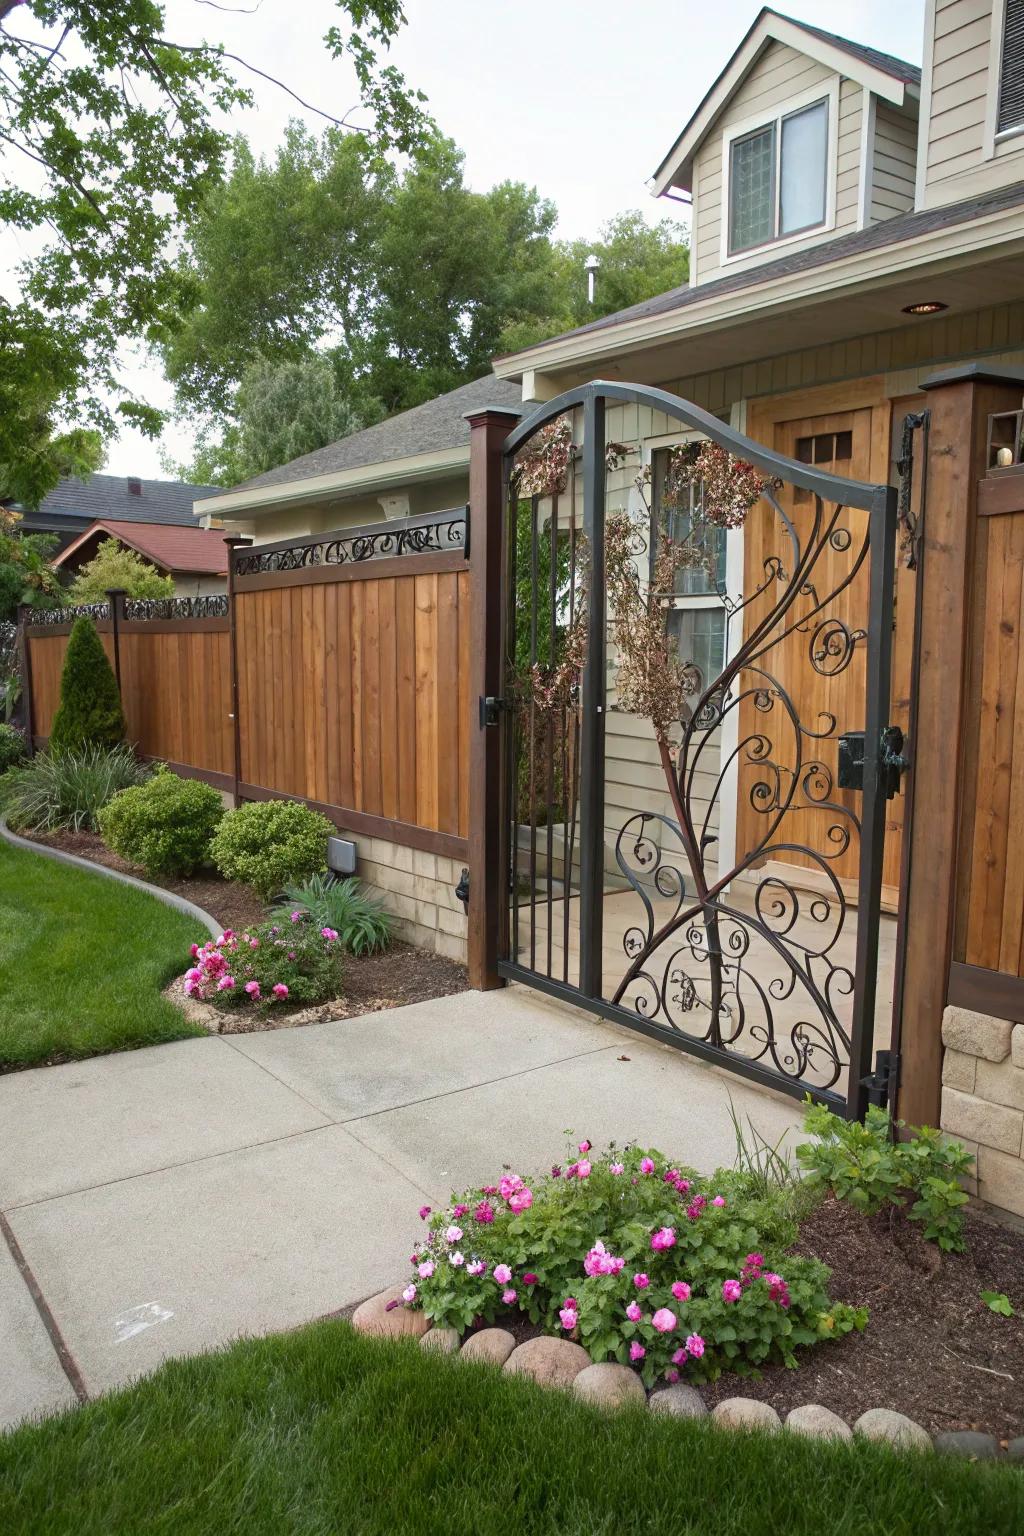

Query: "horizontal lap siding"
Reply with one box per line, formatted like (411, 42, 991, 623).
(924, 0, 1024, 204)
(870, 103, 917, 221)
(235, 566, 469, 840)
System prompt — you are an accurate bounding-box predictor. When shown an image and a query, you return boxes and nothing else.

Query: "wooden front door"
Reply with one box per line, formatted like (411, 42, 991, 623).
(736, 386, 906, 905)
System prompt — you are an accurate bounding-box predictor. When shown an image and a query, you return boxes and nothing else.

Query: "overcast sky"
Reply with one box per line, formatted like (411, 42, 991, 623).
(6, 0, 927, 478)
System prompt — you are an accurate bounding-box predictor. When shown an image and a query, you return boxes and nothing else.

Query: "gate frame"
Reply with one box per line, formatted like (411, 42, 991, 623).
(474, 378, 899, 1119)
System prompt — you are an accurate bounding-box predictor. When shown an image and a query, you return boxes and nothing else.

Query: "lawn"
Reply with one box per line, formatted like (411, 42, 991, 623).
(0, 1323, 1019, 1536)
(0, 839, 206, 1069)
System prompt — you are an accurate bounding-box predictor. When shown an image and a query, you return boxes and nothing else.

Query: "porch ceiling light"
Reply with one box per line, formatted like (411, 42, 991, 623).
(901, 300, 948, 316)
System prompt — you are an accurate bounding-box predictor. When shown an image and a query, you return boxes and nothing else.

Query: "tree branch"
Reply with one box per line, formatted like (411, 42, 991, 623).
(156, 37, 368, 131)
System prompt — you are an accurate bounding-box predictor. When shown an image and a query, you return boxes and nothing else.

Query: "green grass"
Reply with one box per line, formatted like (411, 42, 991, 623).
(0, 1323, 1020, 1536)
(0, 839, 207, 1069)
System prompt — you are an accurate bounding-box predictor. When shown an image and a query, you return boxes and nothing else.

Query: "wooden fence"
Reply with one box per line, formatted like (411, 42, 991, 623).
(20, 508, 471, 860)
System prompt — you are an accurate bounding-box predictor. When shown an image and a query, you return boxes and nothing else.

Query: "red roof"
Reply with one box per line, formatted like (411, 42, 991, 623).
(54, 520, 229, 577)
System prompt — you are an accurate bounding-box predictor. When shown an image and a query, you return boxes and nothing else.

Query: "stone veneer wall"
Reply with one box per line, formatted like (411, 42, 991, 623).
(351, 834, 467, 964)
(940, 1006, 1024, 1219)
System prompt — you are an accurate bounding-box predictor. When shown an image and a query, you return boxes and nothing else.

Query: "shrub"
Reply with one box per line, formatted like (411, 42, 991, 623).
(98, 770, 224, 877)
(209, 799, 332, 899)
(405, 1139, 866, 1389)
(49, 615, 126, 754)
(0, 722, 26, 774)
(0, 745, 148, 832)
(69, 540, 175, 604)
(796, 1102, 973, 1252)
(183, 919, 343, 1009)
(272, 873, 393, 955)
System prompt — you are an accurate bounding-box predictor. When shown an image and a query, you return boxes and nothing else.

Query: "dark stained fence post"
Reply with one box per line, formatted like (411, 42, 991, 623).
(105, 587, 126, 689)
(224, 537, 252, 809)
(15, 603, 36, 755)
(465, 406, 522, 990)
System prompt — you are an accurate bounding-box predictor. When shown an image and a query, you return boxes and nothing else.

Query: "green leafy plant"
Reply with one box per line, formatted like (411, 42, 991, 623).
(69, 541, 175, 604)
(209, 799, 333, 900)
(796, 1102, 973, 1252)
(0, 746, 148, 833)
(407, 1138, 866, 1389)
(981, 1290, 1014, 1317)
(0, 722, 26, 775)
(184, 920, 343, 1011)
(98, 770, 224, 878)
(48, 616, 126, 755)
(272, 873, 393, 956)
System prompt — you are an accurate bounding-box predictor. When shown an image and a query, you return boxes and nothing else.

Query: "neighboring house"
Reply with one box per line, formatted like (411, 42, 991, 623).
(51, 519, 229, 598)
(6, 472, 222, 557)
(196, 373, 523, 544)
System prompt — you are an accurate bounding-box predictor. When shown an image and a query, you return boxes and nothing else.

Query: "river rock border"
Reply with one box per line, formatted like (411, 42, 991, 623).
(352, 1285, 1024, 1463)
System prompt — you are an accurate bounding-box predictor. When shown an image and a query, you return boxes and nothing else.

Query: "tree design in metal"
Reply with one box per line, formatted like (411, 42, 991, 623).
(501, 383, 897, 1114)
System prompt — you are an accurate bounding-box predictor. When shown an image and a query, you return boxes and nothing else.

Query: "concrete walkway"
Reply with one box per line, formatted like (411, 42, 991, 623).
(0, 986, 801, 1431)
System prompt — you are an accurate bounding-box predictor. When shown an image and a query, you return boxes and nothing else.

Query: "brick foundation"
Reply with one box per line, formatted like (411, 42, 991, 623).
(939, 1006, 1024, 1217)
(351, 835, 467, 964)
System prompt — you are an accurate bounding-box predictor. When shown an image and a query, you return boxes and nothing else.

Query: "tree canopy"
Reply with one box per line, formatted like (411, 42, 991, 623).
(68, 540, 176, 604)
(0, 508, 61, 622)
(0, 1, 425, 507)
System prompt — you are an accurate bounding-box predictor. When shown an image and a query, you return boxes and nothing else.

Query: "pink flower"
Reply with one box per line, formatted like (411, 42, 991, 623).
(559, 1305, 578, 1331)
(184, 978, 198, 996)
(685, 1333, 705, 1359)
(186, 967, 202, 982)
(493, 1264, 512, 1285)
(248, 938, 259, 949)
(522, 1272, 538, 1285)
(722, 1280, 742, 1303)
(629, 1342, 645, 1362)
(481, 1186, 498, 1196)
(712, 1195, 726, 1208)
(633, 1273, 650, 1290)
(417, 1260, 435, 1278)
(498, 1175, 523, 1200)
(584, 1241, 625, 1277)
(576, 1159, 591, 1178)
(610, 1162, 624, 1175)
(671, 1347, 687, 1366)
(452, 1204, 469, 1220)
(625, 1301, 642, 1322)
(640, 1157, 655, 1175)
(550, 1166, 562, 1178)
(449, 1252, 465, 1267)
(578, 1139, 591, 1154)
(671, 1281, 692, 1303)
(217, 975, 235, 991)
(466, 1260, 486, 1277)
(676, 1178, 692, 1193)
(190, 943, 200, 959)
(650, 1226, 676, 1252)
(651, 1308, 677, 1334)
(418, 1206, 431, 1220)
(508, 1187, 533, 1213)
(245, 981, 260, 999)
(402, 1283, 417, 1303)
(473, 1200, 495, 1224)
(290, 911, 302, 923)
(272, 983, 289, 999)
(502, 1288, 517, 1305)
(321, 926, 338, 942)
(444, 1225, 463, 1244)
(664, 1368, 680, 1384)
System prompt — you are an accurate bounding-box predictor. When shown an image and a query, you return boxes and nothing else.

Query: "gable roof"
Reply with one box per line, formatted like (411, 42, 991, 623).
(17, 473, 221, 528)
(228, 373, 524, 495)
(52, 520, 229, 577)
(652, 7, 920, 196)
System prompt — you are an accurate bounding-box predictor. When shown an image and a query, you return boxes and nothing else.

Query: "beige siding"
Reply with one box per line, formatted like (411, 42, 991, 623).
(923, 0, 1024, 205)
(870, 102, 918, 221)
(236, 473, 469, 546)
(692, 41, 861, 286)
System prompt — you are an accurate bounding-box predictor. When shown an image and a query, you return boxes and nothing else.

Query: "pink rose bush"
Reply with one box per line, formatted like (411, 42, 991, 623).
(405, 1138, 866, 1387)
(181, 919, 343, 1011)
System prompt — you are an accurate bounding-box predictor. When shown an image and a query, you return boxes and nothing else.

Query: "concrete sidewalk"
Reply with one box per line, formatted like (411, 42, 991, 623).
(0, 986, 801, 1431)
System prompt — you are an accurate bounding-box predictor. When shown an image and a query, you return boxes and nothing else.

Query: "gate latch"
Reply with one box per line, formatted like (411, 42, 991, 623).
(860, 1048, 900, 1110)
(479, 695, 509, 728)
(837, 726, 909, 799)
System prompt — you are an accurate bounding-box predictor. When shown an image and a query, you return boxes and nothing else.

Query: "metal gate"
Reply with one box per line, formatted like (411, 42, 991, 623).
(494, 381, 904, 1119)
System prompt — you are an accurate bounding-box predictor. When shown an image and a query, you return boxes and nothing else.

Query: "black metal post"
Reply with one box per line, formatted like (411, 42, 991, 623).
(848, 483, 898, 1120)
(578, 389, 606, 1000)
(15, 603, 36, 754)
(105, 588, 126, 689)
(223, 537, 251, 808)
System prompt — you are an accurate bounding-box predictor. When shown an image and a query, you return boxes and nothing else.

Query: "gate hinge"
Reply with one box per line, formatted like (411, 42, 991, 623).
(479, 695, 509, 728)
(860, 1048, 900, 1110)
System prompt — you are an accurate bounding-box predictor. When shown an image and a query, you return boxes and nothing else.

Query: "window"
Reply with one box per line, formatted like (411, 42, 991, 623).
(727, 97, 829, 254)
(998, 0, 1024, 136)
(652, 448, 727, 689)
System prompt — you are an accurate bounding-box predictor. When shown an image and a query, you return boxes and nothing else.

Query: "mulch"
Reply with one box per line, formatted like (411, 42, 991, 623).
(701, 1195, 1024, 1438)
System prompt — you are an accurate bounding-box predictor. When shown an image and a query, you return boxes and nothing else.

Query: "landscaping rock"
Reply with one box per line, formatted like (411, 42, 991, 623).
(351, 1286, 431, 1340)
(503, 1337, 591, 1390)
(1006, 1437, 1024, 1463)
(711, 1398, 781, 1433)
(420, 1327, 460, 1355)
(648, 1383, 708, 1419)
(785, 1404, 852, 1442)
(572, 1363, 646, 1410)
(853, 1408, 932, 1452)
(460, 1328, 517, 1367)
(933, 1431, 1000, 1460)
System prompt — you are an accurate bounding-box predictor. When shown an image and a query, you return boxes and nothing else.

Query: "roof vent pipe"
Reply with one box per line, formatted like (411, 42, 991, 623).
(584, 253, 600, 306)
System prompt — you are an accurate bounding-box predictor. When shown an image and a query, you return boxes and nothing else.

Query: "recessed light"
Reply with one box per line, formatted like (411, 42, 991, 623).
(902, 300, 948, 316)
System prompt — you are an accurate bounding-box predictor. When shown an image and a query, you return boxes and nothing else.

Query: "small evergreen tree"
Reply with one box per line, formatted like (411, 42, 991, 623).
(48, 616, 126, 755)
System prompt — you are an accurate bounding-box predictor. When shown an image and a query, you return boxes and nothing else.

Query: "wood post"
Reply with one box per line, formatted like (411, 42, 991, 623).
(15, 603, 36, 754)
(224, 537, 252, 808)
(465, 405, 522, 990)
(894, 366, 1024, 1125)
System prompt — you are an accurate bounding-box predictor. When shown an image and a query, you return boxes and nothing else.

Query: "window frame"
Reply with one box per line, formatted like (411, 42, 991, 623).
(719, 77, 840, 266)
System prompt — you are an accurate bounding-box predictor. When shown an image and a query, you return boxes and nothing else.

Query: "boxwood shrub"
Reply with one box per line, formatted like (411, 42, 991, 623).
(209, 798, 332, 899)
(98, 769, 225, 878)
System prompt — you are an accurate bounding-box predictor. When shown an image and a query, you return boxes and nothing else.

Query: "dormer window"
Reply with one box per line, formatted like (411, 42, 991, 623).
(723, 83, 837, 259)
(997, 0, 1024, 136)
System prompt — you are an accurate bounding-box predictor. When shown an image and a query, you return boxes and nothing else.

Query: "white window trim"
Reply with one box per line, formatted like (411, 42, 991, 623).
(984, 0, 1024, 159)
(719, 76, 840, 269)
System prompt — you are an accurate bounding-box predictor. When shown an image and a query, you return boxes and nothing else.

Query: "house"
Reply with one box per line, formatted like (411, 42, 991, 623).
(51, 519, 229, 598)
(7, 472, 222, 558)
(196, 373, 523, 543)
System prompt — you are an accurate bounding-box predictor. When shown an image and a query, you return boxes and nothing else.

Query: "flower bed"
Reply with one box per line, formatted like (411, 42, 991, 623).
(408, 1138, 864, 1389)
(184, 919, 343, 1010)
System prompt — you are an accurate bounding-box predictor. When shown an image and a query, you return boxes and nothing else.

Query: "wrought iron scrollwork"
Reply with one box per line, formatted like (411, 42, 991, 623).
(30, 602, 110, 625)
(121, 594, 229, 621)
(234, 509, 467, 577)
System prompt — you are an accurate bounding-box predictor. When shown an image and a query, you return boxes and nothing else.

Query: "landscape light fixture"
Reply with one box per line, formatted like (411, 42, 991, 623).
(901, 300, 948, 316)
